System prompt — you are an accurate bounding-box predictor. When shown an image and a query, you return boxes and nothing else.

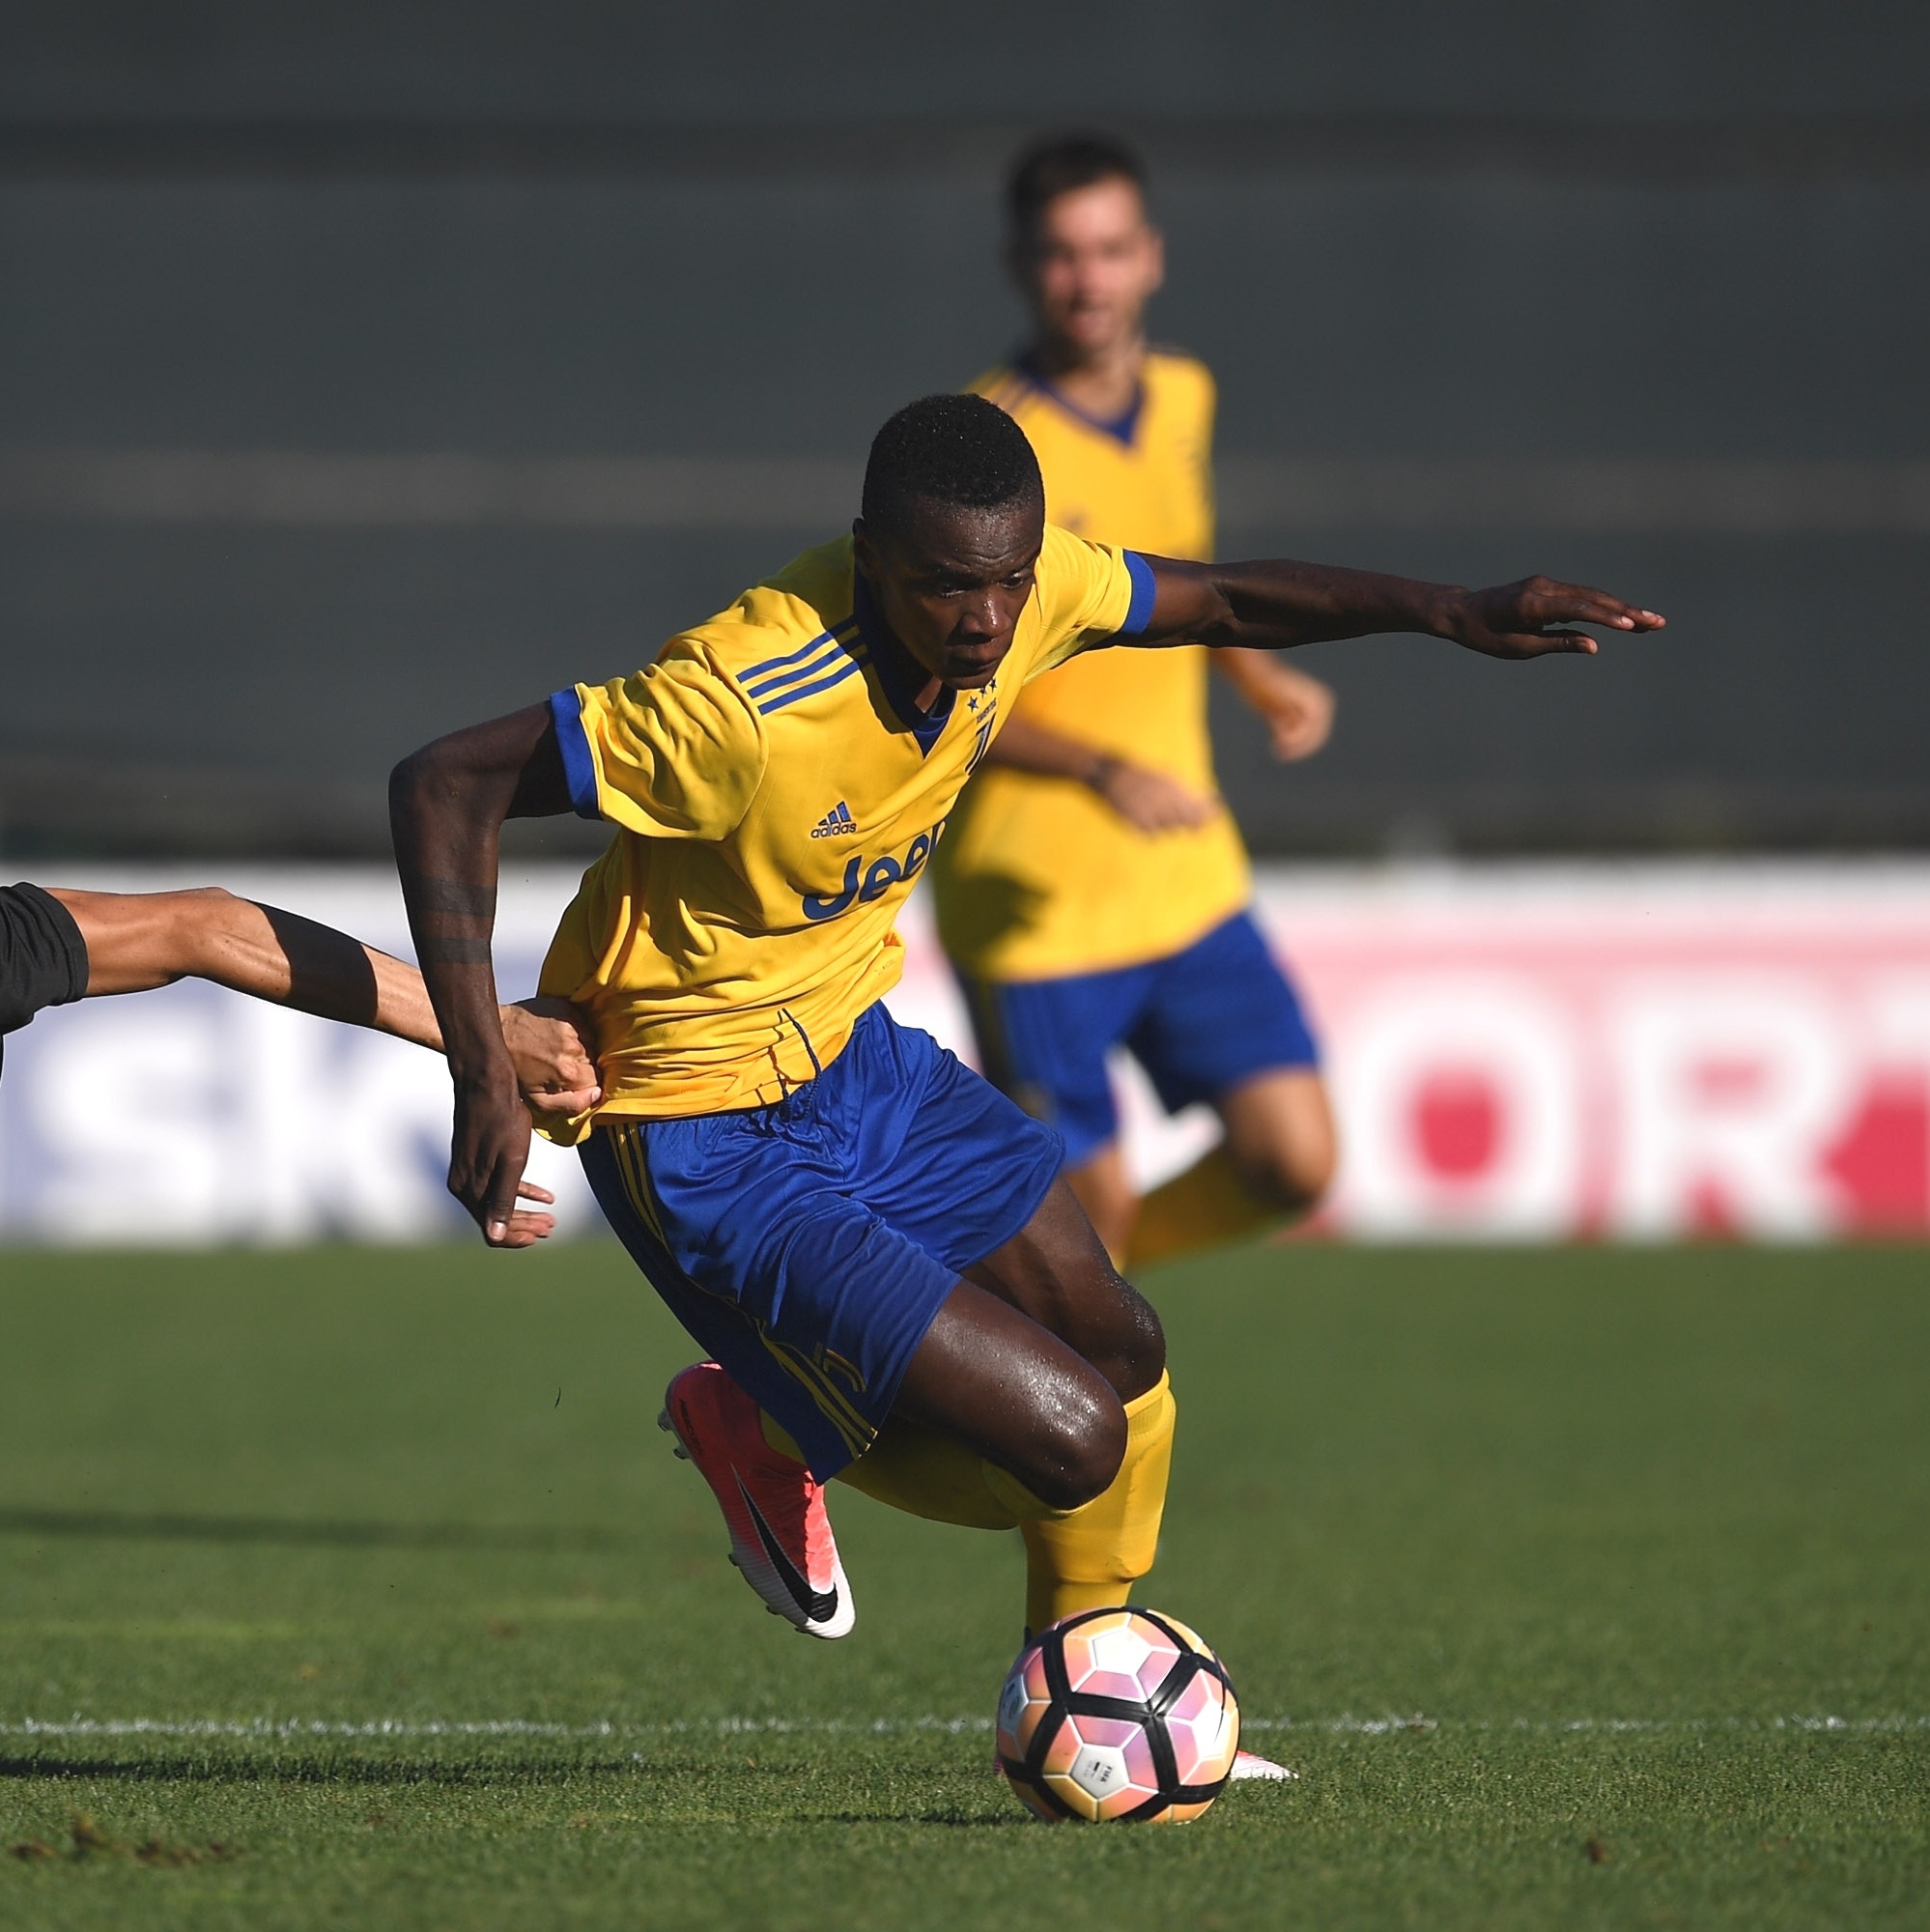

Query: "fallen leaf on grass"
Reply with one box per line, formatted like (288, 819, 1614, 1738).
(1585, 1837, 1611, 1864)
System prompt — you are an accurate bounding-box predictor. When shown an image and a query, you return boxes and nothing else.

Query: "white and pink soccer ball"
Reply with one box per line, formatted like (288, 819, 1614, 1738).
(995, 1606, 1240, 1823)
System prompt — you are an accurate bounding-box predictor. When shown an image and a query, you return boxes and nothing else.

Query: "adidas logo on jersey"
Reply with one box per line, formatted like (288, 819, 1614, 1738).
(802, 819, 946, 922)
(810, 801, 859, 839)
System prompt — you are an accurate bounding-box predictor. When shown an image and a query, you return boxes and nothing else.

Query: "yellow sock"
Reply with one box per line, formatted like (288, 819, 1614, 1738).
(831, 1411, 1030, 1531)
(790, 1374, 1176, 1637)
(1127, 1147, 1282, 1270)
(1016, 1372, 1175, 1634)
(765, 1404, 1043, 1528)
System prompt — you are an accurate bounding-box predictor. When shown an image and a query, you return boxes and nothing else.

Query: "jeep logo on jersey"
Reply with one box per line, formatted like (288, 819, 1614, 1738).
(801, 821, 945, 922)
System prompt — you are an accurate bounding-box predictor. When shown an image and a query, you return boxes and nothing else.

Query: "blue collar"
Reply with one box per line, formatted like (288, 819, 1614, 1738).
(1015, 349, 1144, 448)
(852, 569, 954, 755)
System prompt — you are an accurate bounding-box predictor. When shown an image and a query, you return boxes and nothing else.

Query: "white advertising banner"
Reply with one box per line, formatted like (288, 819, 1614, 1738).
(1243, 866, 1930, 1243)
(0, 867, 601, 1248)
(3, 861, 1926, 1245)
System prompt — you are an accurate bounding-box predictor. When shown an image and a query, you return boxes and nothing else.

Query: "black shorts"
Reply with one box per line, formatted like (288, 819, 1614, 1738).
(0, 883, 89, 1071)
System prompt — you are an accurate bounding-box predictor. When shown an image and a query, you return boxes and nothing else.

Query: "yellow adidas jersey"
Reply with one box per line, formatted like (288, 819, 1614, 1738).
(536, 526, 1153, 1125)
(932, 349, 1251, 980)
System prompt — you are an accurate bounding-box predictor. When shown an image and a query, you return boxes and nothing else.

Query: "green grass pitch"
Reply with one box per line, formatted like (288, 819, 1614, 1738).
(0, 1239, 1924, 1929)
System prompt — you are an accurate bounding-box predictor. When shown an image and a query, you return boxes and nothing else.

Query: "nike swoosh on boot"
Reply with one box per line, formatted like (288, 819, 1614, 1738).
(737, 1474, 840, 1624)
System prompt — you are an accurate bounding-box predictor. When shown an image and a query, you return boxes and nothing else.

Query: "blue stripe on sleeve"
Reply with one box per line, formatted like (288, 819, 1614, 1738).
(740, 628, 836, 684)
(755, 654, 866, 715)
(548, 687, 604, 821)
(744, 640, 848, 702)
(1120, 550, 1158, 637)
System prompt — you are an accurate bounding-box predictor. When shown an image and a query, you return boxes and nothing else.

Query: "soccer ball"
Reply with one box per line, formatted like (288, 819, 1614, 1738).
(995, 1605, 1240, 1823)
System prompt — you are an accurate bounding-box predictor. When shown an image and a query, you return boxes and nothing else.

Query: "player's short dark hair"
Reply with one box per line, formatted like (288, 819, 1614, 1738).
(861, 394, 1043, 543)
(1006, 131, 1149, 242)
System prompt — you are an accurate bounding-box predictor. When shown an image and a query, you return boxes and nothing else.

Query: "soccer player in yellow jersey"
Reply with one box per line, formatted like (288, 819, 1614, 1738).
(390, 395, 1660, 1671)
(936, 134, 1340, 1267)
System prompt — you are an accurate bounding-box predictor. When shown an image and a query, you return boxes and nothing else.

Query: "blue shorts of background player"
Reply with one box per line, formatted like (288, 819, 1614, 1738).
(581, 1001, 1064, 1483)
(956, 908, 1319, 1169)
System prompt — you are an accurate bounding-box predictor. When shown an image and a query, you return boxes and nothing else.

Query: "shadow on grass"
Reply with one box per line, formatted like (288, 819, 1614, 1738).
(0, 1753, 635, 1788)
(0, 1507, 629, 1553)
(1, 1759, 1034, 1827)
(859, 1811, 1027, 1830)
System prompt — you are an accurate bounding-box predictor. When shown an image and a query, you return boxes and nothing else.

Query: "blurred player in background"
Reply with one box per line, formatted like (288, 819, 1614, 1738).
(934, 134, 1337, 1269)
(0, 880, 596, 1241)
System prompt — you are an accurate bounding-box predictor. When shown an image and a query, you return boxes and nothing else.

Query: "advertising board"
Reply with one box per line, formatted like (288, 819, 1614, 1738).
(3, 863, 1924, 1245)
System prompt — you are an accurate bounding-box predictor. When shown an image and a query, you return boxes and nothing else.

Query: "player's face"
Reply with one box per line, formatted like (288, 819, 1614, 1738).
(1015, 178, 1165, 360)
(854, 500, 1044, 694)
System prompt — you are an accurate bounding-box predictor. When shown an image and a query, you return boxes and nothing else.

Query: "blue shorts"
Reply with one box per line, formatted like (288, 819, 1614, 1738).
(581, 1002, 1065, 1481)
(957, 909, 1320, 1171)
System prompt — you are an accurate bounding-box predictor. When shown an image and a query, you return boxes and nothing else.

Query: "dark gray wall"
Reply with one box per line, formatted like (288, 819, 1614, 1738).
(6, 2, 1927, 122)
(2, 2, 1925, 856)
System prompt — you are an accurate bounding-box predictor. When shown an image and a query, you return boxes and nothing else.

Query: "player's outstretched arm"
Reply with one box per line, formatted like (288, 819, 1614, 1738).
(389, 704, 574, 1248)
(47, 887, 600, 1115)
(1130, 558, 1665, 659)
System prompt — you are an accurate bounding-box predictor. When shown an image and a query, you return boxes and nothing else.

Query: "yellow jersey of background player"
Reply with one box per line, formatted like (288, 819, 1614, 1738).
(931, 131, 1339, 1267)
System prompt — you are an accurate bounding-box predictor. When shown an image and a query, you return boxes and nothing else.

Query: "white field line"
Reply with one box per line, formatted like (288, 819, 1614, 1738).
(2, 1715, 1926, 1743)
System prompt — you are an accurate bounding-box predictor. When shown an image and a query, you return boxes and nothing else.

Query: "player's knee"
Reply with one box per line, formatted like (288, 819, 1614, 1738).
(1093, 1264, 1166, 1399)
(1022, 1377, 1128, 1512)
(1226, 1107, 1336, 1215)
(1220, 1071, 1337, 1217)
(1252, 1136, 1335, 1214)
(1049, 1254, 1166, 1406)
